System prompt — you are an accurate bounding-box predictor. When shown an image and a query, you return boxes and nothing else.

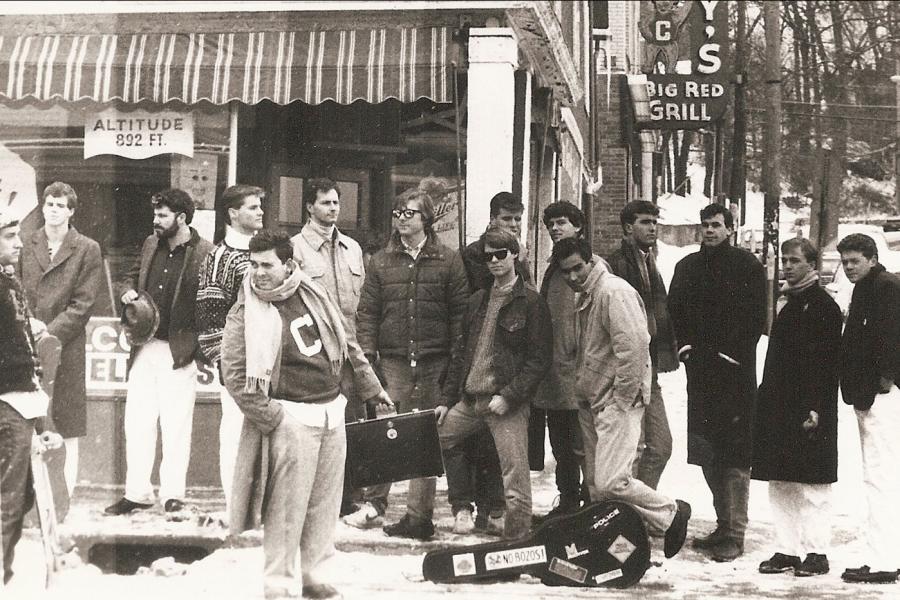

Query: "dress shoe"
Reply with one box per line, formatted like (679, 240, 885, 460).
(164, 498, 185, 512)
(664, 500, 691, 558)
(710, 538, 744, 562)
(302, 583, 342, 599)
(841, 566, 899, 584)
(794, 553, 829, 577)
(759, 552, 801, 574)
(104, 497, 152, 516)
(691, 526, 727, 550)
(382, 514, 435, 540)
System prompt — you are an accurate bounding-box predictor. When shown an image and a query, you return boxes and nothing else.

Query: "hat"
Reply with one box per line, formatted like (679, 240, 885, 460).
(121, 291, 160, 346)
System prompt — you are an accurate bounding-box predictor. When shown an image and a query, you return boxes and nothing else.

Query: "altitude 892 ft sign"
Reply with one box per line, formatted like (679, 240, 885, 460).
(84, 108, 195, 159)
(637, 0, 730, 130)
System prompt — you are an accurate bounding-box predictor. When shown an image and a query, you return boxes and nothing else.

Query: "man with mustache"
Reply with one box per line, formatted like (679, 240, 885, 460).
(105, 189, 214, 516)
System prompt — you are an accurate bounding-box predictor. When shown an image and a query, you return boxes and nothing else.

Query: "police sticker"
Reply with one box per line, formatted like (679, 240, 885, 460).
(594, 568, 623, 584)
(485, 545, 548, 571)
(608, 535, 636, 563)
(452, 553, 476, 577)
(548, 557, 588, 584)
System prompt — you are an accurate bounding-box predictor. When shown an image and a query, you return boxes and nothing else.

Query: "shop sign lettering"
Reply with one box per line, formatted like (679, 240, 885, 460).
(84, 109, 194, 159)
(85, 317, 220, 396)
(638, 0, 730, 130)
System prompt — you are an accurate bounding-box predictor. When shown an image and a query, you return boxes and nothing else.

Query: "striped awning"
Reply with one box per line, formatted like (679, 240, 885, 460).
(0, 27, 454, 106)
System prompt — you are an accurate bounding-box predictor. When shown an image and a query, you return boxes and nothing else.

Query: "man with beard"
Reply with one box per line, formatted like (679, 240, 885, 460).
(197, 184, 265, 522)
(837, 233, 900, 584)
(668, 203, 767, 562)
(19, 182, 102, 499)
(105, 189, 214, 515)
(752, 238, 841, 578)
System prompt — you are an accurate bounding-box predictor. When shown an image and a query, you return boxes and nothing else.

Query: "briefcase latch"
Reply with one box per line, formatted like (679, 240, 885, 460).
(386, 421, 398, 440)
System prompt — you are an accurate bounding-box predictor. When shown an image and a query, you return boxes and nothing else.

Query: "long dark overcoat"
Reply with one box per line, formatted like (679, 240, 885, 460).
(751, 284, 841, 483)
(667, 242, 767, 468)
(19, 227, 102, 438)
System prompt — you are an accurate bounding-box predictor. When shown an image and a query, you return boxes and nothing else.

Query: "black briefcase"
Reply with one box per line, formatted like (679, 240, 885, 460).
(345, 410, 445, 488)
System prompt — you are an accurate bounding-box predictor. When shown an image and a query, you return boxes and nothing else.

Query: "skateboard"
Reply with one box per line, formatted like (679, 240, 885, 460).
(422, 501, 652, 588)
(31, 334, 68, 588)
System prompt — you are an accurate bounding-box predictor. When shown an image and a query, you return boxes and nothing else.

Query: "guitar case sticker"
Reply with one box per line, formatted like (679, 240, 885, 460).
(608, 535, 636, 563)
(548, 557, 588, 584)
(594, 568, 624, 584)
(485, 545, 548, 571)
(452, 553, 476, 577)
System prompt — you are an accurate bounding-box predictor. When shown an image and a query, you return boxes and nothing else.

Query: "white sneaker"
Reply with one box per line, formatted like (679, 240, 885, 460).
(341, 503, 384, 529)
(453, 508, 475, 534)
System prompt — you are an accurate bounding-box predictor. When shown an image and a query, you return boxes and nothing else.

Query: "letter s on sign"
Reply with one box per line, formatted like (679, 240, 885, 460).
(290, 314, 323, 357)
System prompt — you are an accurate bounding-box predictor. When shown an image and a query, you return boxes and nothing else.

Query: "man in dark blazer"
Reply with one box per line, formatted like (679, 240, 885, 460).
(19, 181, 102, 498)
(105, 189, 214, 516)
(668, 203, 767, 562)
(837, 233, 900, 584)
(752, 238, 841, 578)
(606, 201, 678, 492)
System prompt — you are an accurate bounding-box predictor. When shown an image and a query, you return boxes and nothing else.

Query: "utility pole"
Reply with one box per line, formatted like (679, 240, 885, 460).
(730, 0, 747, 226)
(762, 0, 781, 328)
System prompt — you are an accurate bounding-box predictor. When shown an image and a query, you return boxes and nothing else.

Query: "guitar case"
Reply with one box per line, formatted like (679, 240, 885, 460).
(422, 501, 651, 588)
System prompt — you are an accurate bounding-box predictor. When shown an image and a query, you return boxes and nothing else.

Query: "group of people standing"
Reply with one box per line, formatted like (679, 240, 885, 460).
(1, 179, 898, 597)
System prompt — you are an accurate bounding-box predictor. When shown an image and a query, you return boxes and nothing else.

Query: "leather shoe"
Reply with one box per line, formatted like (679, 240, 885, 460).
(164, 499, 185, 512)
(691, 526, 727, 549)
(104, 497, 152, 516)
(664, 500, 691, 558)
(710, 539, 744, 562)
(794, 553, 829, 577)
(759, 552, 801, 574)
(302, 583, 342, 599)
(841, 566, 899, 583)
(383, 514, 435, 540)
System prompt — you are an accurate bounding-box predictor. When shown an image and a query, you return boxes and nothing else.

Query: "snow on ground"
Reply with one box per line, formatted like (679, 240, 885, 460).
(4, 243, 893, 600)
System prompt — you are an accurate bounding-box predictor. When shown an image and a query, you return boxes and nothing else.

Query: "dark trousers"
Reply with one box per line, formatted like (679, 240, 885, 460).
(445, 427, 505, 516)
(0, 402, 34, 585)
(702, 460, 750, 543)
(528, 408, 585, 506)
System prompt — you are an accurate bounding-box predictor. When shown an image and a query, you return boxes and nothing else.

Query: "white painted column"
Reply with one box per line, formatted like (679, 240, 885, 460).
(465, 28, 518, 244)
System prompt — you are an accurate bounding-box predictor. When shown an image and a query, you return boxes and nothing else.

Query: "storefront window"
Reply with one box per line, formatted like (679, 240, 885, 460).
(0, 101, 230, 317)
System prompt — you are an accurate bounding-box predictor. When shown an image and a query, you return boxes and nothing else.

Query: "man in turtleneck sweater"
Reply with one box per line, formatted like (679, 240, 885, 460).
(668, 203, 767, 562)
(196, 184, 265, 522)
(437, 226, 552, 540)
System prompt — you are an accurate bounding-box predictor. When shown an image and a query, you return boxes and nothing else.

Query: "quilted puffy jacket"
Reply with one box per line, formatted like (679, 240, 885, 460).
(356, 232, 469, 362)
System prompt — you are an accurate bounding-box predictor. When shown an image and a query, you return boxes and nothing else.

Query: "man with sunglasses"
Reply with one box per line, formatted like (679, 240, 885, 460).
(105, 189, 214, 516)
(438, 226, 552, 540)
(356, 192, 469, 540)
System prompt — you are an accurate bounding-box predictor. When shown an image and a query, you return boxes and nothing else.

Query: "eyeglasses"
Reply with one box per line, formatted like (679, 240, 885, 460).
(479, 248, 510, 263)
(392, 208, 423, 219)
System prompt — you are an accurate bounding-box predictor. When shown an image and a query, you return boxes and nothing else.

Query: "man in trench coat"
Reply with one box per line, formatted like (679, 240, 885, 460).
(19, 181, 102, 498)
(751, 237, 841, 577)
(668, 203, 766, 562)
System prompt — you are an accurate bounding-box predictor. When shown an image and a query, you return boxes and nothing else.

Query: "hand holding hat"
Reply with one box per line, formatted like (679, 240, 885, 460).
(121, 291, 160, 346)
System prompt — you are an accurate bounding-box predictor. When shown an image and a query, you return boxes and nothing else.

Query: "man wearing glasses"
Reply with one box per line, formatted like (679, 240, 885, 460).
(356, 192, 469, 540)
(438, 226, 552, 540)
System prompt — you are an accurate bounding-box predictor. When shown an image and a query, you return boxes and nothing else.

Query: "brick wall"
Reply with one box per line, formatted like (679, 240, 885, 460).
(591, 72, 632, 256)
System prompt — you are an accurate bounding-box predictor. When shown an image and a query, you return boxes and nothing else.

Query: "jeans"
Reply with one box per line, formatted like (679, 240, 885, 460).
(701, 461, 750, 544)
(579, 400, 676, 534)
(445, 427, 505, 517)
(633, 369, 672, 490)
(528, 408, 585, 505)
(0, 402, 34, 585)
(439, 397, 532, 539)
(371, 356, 447, 522)
(263, 404, 345, 597)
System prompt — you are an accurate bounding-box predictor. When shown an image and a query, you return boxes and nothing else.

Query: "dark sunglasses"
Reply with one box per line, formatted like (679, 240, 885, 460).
(392, 208, 423, 219)
(479, 248, 510, 263)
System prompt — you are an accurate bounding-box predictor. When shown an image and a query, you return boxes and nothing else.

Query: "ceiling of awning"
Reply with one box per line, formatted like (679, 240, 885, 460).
(0, 27, 456, 106)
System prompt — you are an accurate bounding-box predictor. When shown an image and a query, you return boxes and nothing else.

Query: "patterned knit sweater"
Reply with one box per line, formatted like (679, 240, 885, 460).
(197, 228, 253, 365)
